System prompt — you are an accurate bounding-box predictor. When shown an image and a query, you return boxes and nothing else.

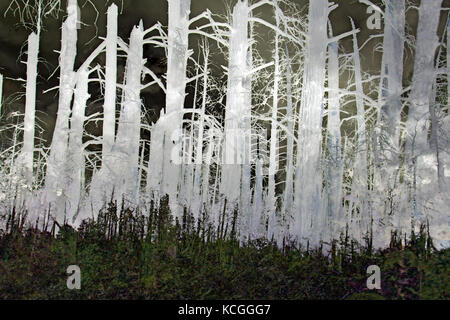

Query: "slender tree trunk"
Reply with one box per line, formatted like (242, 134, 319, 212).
(380, 0, 405, 154)
(350, 18, 369, 238)
(67, 68, 89, 222)
(87, 4, 118, 217)
(113, 22, 144, 208)
(405, 0, 443, 223)
(281, 45, 294, 243)
(221, 0, 251, 238)
(102, 4, 118, 164)
(166, 0, 190, 115)
(45, 0, 78, 225)
(161, 0, 191, 220)
(202, 135, 214, 213)
(146, 112, 165, 207)
(239, 8, 254, 243)
(293, 0, 328, 246)
(448, 17, 450, 109)
(373, 0, 406, 240)
(267, 0, 281, 242)
(192, 50, 209, 223)
(22, 31, 39, 187)
(326, 25, 343, 240)
(428, 14, 448, 193)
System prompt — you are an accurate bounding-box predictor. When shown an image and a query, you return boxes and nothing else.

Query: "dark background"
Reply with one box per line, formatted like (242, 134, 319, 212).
(0, 0, 448, 143)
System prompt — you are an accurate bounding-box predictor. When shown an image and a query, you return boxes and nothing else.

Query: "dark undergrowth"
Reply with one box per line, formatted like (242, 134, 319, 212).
(0, 196, 448, 299)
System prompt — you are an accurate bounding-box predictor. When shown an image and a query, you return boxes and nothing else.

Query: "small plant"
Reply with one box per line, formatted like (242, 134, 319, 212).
(0, 200, 448, 300)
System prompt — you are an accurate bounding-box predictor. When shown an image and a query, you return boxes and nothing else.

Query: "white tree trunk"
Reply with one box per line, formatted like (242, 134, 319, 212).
(405, 0, 443, 223)
(146, 110, 165, 207)
(192, 53, 209, 223)
(380, 0, 405, 154)
(87, 4, 118, 217)
(221, 0, 251, 232)
(326, 29, 344, 239)
(350, 18, 369, 238)
(102, 4, 118, 164)
(45, 0, 78, 225)
(281, 45, 294, 240)
(161, 0, 191, 220)
(444, 15, 450, 183)
(202, 135, 214, 217)
(22, 31, 39, 187)
(293, 0, 329, 246)
(267, 0, 281, 242)
(113, 22, 144, 208)
(373, 0, 406, 241)
(166, 0, 190, 115)
(67, 68, 89, 223)
(448, 17, 450, 109)
(239, 11, 254, 243)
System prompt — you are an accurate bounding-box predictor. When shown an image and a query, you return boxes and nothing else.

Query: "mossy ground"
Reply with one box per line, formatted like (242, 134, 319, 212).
(0, 198, 448, 299)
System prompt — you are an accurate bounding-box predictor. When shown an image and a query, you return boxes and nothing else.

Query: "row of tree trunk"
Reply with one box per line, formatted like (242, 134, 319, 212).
(6, 0, 448, 249)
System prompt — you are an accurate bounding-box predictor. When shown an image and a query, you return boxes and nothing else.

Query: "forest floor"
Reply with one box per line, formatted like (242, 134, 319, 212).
(0, 199, 448, 299)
